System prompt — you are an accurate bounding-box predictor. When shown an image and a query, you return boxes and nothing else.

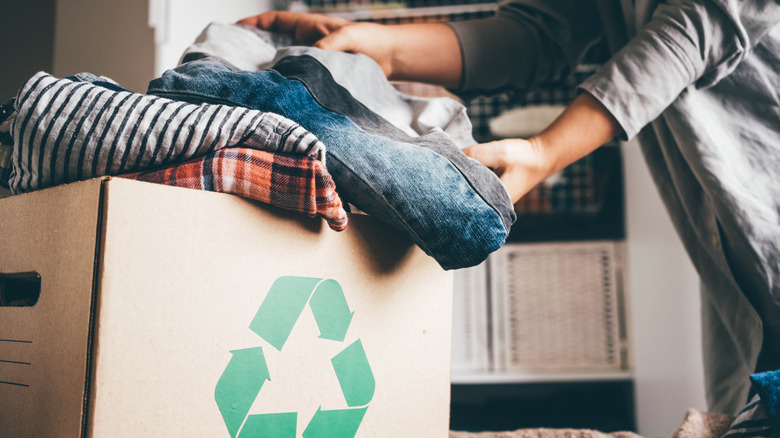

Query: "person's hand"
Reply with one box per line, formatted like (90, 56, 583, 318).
(237, 11, 349, 45)
(238, 12, 462, 85)
(314, 22, 398, 77)
(463, 138, 553, 204)
(465, 93, 623, 204)
(238, 12, 397, 77)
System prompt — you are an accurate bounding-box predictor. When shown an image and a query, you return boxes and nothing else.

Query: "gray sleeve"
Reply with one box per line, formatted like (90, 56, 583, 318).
(580, 0, 780, 140)
(448, 0, 603, 96)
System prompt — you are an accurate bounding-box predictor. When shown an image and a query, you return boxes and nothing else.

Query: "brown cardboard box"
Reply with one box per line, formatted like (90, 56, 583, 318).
(0, 177, 452, 437)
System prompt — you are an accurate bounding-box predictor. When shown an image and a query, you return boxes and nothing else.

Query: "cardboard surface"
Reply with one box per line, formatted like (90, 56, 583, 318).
(0, 178, 453, 437)
(0, 178, 105, 438)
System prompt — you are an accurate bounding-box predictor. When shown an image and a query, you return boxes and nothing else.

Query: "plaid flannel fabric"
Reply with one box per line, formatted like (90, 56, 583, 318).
(119, 147, 348, 231)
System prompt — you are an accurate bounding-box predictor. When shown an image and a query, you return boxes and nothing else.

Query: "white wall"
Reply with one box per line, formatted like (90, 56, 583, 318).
(622, 139, 707, 436)
(151, 0, 273, 75)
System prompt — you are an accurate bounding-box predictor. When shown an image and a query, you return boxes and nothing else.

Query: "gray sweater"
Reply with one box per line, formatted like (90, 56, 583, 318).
(450, 0, 780, 416)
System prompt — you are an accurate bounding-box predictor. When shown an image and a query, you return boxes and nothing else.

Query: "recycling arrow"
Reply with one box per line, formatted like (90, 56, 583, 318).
(249, 276, 320, 351)
(332, 340, 375, 407)
(241, 412, 297, 438)
(309, 280, 354, 342)
(215, 276, 375, 438)
(214, 347, 271, 438)
(303, 407, 367, 438)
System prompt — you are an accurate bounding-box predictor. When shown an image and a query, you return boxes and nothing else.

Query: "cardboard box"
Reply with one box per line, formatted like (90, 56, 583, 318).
(0, 177, 453, 437)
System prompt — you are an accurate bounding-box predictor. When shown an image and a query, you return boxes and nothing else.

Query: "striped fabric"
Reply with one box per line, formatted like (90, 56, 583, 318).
(721, 394, 773, 437)
(119, 147, 348, 231)
(9, 72, 326, 194)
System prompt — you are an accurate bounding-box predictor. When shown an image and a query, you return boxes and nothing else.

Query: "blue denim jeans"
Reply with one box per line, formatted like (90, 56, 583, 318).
(270, 55, 514, 234)
(148, 58, 512, 269)
(181, 22, 476, 148)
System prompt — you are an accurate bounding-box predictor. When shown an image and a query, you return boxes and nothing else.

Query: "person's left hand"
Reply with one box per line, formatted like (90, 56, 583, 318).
(463, 138, 552, 204)
(237, 11, 349, 45)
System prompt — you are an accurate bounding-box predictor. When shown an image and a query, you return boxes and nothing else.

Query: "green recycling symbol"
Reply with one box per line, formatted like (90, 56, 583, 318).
(214, 276, 375, 438)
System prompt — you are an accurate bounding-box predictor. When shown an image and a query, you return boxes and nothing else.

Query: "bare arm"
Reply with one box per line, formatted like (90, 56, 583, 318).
(315, 22, 463, 88)
(464, 92, 620, 203)
(238, 12, 620, 204)
(239, 12, 463, 87)
(238, 11, 349, 44)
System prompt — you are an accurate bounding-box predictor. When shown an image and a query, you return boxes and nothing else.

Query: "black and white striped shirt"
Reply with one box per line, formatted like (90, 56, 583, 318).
(7, 72, 325, 194)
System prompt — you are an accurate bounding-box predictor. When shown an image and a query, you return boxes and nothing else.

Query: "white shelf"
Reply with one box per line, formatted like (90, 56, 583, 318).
(451, 370, 633, 385)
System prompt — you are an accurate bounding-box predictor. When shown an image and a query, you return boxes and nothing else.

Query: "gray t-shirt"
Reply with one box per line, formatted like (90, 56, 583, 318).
(449, 0, 780, 415)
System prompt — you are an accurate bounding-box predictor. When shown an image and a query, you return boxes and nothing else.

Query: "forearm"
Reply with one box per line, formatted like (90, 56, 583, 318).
(242, 12, 464, 87)
(448, 0, 603, 96)
(463, 92, 620, 204)
(384, 23, 463, 88)
(533, 92, 621, 176)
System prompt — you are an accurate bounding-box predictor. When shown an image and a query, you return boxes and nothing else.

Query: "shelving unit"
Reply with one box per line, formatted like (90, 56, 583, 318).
(450, 241, 634, 433)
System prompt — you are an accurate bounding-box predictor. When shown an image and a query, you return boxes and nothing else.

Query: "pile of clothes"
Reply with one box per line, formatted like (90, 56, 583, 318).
(0, 23, 516, 270)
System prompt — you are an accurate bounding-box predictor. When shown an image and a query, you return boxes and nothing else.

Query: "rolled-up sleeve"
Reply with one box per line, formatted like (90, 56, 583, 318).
(448, 0, 603, 96)
(580, 0, 780, 140)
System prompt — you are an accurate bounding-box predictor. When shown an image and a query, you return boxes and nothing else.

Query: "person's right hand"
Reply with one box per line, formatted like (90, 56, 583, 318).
(238, 12, 397, 77)
(463, 138, 553, 204)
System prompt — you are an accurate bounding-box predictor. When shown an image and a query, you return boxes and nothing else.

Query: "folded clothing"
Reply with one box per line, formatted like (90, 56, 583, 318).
(722, 394, 772, 437)
(8, 72, 326, 194)
(182, 22, 476, 148)
(149, 57, 512, 270)
(719, 368, 780, 437)
(3, 71, 345, 229)
(120, 147, 347, 231)
(271, 54, 515, 236)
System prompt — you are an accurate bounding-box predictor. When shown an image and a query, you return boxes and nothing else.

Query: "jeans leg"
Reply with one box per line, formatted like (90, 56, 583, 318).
(149, 60, 508, 269)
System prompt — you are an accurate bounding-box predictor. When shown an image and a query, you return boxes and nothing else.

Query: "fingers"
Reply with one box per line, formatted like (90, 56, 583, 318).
(238, 12, 351, 45)
(463, 141, 524, 203)
(236, 15, 259, 27)
(317, 15, 350, 34)
(236, 12, 275, 28)
(264, 11, 304, 33)
(463, 142, 505, 172)
(462, 144, 479, 159)
(313, 29, 354, 52)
